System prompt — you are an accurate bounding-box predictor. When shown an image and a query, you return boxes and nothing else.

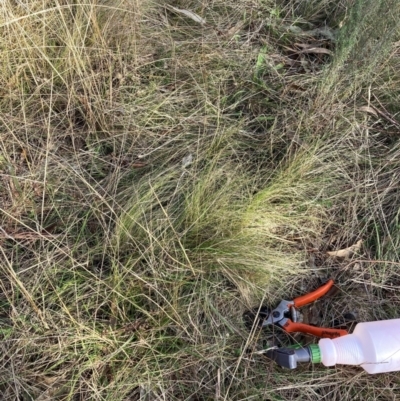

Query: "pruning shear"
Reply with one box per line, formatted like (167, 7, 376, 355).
(245, 279, 348, 339)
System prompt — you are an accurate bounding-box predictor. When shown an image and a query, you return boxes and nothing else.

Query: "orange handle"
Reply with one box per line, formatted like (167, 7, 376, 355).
(293, 279, 334, 308)
(283, 320, 348, 339)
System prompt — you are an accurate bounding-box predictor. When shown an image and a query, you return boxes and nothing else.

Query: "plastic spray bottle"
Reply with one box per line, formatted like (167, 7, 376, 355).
(266, 318, 400, 374)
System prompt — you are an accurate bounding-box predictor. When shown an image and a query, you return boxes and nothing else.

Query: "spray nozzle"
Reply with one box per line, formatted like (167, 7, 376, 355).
(265, 345, 321, 369)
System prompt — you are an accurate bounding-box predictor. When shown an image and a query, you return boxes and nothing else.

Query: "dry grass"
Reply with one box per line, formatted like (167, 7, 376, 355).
(1, 0, 400, 400)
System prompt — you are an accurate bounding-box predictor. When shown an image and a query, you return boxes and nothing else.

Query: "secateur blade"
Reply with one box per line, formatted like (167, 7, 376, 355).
(243, 306, 271, 330)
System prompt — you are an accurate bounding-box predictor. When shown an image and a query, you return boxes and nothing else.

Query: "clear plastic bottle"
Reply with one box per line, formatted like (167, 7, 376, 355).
(319, 318, 400, 374)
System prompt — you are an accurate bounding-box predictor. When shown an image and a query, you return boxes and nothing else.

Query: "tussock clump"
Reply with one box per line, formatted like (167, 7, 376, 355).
(1, 0, 400, 400)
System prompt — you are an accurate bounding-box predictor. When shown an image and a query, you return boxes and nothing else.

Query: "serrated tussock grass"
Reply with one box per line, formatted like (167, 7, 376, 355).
(1, 0, 400, 400)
